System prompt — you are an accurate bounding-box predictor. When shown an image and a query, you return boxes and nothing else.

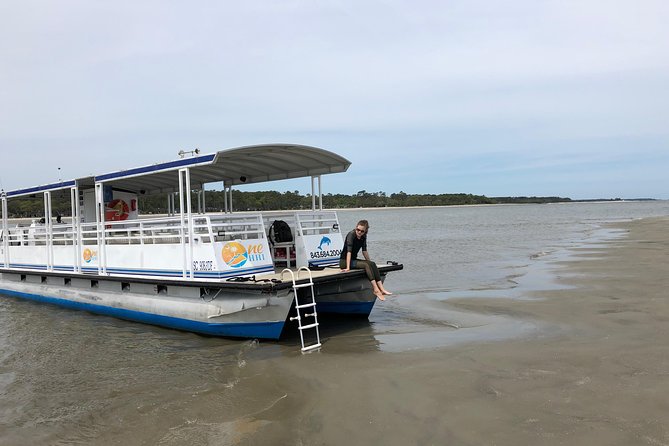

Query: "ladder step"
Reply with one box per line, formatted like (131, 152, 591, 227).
(301, 343, 322, 352)
(299, 322, 319, 330)
(284, 267, 321, 353)
(292, 283, 314, 289)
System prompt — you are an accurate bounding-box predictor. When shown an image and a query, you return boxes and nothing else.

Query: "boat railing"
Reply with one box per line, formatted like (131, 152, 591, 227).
(84, 214, 266, 246)
(261, 210, 341, 238)
(208, 214, 266, 241)
(4, 213, 267, 249)
(6, 221, 77, 247)
(295, 211, 341, 237)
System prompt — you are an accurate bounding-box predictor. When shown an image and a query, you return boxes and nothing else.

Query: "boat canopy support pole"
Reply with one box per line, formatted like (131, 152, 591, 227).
(196, 187, 205, 214)
(178, 171, 186, 277)
(310, 175, 323, 211)
(1, 194, 8, 268)
(94, 183, 107, 274)
(178, 168, 194, 279)
(311, 177, 315, 211)
(224, 183, 232, 214)
(71, 186, 81, 273)
(44, 191, 53, 272)
(186, 173, 194, 278)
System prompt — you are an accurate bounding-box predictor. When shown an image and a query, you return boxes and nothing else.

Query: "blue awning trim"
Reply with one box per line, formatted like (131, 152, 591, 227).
(6, 180, 76, 198)
(95, 154, 216, 182)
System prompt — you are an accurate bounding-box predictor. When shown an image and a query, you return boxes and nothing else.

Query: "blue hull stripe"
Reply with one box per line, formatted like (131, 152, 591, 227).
(316, 301, 375, 315)
(309, 258, 339, 266)
(0, 288, 285, 339)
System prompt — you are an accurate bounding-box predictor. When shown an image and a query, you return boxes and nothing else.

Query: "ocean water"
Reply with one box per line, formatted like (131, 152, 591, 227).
(1, 201, 668, 445)
(340, 201, 669, 294)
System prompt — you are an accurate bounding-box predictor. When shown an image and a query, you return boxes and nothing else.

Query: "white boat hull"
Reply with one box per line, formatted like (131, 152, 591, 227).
(0, 272, 293, 339)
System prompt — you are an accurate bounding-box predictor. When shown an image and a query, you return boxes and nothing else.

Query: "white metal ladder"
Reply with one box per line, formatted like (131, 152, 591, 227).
(281, 267, 322, 353)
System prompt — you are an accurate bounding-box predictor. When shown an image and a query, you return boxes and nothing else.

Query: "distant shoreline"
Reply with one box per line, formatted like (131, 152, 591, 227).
(329, 199, 662, 212)
(4, 195, 663, 219)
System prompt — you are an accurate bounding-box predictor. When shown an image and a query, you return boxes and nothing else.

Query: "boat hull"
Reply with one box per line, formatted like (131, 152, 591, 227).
(0, 272, 293, 339)
(0, 263, 402, 338)
(303, 269, 392, 316)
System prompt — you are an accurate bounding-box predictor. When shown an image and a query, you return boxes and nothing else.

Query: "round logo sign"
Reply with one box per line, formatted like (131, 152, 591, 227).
(221, 242, 248, 268)
(83, 248, 93, 263)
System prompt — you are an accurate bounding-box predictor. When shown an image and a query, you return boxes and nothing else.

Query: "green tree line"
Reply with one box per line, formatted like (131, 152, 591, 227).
(4, 190, 572, 217)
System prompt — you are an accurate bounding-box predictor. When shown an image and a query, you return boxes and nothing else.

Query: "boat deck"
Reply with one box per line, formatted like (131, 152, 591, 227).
(0, 263, 403, 292)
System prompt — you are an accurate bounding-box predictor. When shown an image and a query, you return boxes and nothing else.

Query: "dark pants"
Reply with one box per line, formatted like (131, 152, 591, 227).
(340, 258, 382, 282)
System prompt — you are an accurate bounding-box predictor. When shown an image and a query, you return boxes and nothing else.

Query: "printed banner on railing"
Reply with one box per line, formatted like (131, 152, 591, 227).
(302, 233, 343, 265)
(213, 239, 273, 272)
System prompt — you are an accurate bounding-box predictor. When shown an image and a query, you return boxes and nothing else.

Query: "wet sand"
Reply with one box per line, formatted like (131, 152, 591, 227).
(246, 217, 669, 445)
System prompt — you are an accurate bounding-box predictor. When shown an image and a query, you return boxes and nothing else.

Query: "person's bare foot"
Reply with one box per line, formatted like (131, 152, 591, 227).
(382, 290, 393, 295)
(374, 291, 386, 301)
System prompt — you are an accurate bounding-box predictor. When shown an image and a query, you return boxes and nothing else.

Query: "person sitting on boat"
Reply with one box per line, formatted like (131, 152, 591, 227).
(340, 219, 392, 301)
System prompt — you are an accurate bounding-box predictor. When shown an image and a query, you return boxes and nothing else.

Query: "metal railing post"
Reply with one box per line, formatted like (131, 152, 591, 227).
(1, 194, 8, 268)
(70, 186, 79, 273)
(44, 191, 53, 271)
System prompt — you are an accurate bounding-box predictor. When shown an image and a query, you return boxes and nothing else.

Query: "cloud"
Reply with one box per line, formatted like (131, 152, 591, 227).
(1, 0, 667, 198)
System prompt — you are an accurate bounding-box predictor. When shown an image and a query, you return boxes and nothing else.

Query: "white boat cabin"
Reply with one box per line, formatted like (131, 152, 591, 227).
(1, 144, 349, 281)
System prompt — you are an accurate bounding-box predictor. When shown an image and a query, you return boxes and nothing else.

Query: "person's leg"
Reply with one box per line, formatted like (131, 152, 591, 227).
(368, 260, 392, 295)
(355, 260, 386, 300)
(340, 258, 358, 270)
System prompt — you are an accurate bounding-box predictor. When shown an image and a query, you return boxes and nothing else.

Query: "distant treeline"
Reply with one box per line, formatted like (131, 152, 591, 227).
(144, 191, 576, 212)
(4, 189, 577, 217)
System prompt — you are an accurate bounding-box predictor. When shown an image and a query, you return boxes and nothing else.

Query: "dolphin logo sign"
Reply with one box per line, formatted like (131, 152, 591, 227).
(317, 236, 332, 250)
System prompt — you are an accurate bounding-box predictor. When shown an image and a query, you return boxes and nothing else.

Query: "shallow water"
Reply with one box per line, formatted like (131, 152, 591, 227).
(1, 201, 668, 444)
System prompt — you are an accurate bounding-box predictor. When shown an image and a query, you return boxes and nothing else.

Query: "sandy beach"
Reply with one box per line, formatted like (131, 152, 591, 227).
(253, 216, 669, 446)
(408, 216, 669, 445)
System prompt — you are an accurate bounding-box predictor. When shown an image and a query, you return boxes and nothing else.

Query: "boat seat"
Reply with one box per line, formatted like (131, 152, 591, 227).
(271, 241, 296, 267)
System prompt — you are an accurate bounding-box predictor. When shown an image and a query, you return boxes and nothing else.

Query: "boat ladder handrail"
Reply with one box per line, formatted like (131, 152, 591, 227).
(281, 267, 321, 353)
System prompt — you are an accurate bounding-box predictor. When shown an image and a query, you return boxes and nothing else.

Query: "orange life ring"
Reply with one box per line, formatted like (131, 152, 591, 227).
(105, 199, 130, 221)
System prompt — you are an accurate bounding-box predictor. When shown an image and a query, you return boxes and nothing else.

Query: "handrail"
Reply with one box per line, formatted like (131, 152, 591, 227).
(2, 213, 272, 246)
(3, 213, 267, 247)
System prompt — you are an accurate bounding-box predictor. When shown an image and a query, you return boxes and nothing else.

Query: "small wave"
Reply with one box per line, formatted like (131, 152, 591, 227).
(530, 250, 551, 259)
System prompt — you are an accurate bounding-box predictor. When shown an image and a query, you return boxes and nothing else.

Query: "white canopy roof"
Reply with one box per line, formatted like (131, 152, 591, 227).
(96, 143, 351, 195)
(4, 144, 351, 198)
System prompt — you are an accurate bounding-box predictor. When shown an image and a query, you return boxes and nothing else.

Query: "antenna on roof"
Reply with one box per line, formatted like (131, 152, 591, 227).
(58, 167, 62, 183)
(178, 148, 201, 158)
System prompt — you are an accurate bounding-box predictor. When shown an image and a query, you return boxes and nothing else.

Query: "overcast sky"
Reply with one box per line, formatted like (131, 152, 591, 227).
(1, 0, 667, 199)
